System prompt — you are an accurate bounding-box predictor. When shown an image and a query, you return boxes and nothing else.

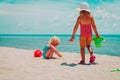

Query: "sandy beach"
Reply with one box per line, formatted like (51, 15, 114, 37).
(0, 47, 120, 80)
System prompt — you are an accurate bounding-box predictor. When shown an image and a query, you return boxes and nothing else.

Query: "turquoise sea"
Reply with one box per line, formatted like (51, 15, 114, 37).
(0, 34, 120, 57)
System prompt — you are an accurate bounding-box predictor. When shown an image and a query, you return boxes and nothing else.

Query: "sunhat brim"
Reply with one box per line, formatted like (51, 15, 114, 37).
(76, 8, 90, 13)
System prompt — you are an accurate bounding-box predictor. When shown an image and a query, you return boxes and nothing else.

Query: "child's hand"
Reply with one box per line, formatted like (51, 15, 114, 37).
(68, 38, 73, 42)
(96, 34, 100, 38)
(68, 35, 74, 42)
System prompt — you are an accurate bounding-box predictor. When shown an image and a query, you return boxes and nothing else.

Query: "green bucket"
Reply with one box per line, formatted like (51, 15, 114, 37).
(92, 36, 105, 48)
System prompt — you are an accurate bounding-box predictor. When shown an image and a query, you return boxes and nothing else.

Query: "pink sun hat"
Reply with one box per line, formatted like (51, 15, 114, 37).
(76, 2, 91, 13)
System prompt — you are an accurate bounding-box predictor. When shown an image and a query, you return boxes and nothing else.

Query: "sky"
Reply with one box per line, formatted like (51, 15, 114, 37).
(0, 0, 120, 34)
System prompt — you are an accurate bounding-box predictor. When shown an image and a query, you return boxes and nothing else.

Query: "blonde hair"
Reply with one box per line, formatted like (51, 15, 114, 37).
(48, 36, 60, 44)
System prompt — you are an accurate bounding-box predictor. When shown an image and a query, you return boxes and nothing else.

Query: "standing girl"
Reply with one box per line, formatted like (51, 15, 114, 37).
(69, 2, 100, 64)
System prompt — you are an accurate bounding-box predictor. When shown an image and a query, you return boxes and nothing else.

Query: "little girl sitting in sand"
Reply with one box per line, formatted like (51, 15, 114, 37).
(42, 36, 64, 59)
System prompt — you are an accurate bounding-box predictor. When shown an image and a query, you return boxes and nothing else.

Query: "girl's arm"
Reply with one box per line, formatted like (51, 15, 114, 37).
(69, 17, 80, 41)
(91, 16, 100, 38)
(50, 44, 63, 57)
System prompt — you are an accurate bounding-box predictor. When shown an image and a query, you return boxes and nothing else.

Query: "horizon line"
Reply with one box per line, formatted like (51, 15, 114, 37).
(0, 33, 120, 36)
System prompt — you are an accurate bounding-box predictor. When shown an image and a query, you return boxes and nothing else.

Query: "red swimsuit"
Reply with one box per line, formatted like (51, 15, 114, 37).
(80, 23, 92, 39)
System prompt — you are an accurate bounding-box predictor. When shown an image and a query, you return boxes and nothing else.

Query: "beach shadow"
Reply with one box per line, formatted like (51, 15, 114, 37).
(61, 62, 78, 67)
(61, 62, 98, 67)
(42, 57, 59, 60)
(90, 62, 98, 65)
(84, 62, 98, 66)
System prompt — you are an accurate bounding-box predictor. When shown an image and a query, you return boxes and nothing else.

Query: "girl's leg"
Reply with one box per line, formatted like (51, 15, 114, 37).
(49, 49, 54, 58)
(79, 37, 86, 63)
(45, 49, 54, 58)
(86, 38, 96, 63)
(86, 38, 93, 57)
